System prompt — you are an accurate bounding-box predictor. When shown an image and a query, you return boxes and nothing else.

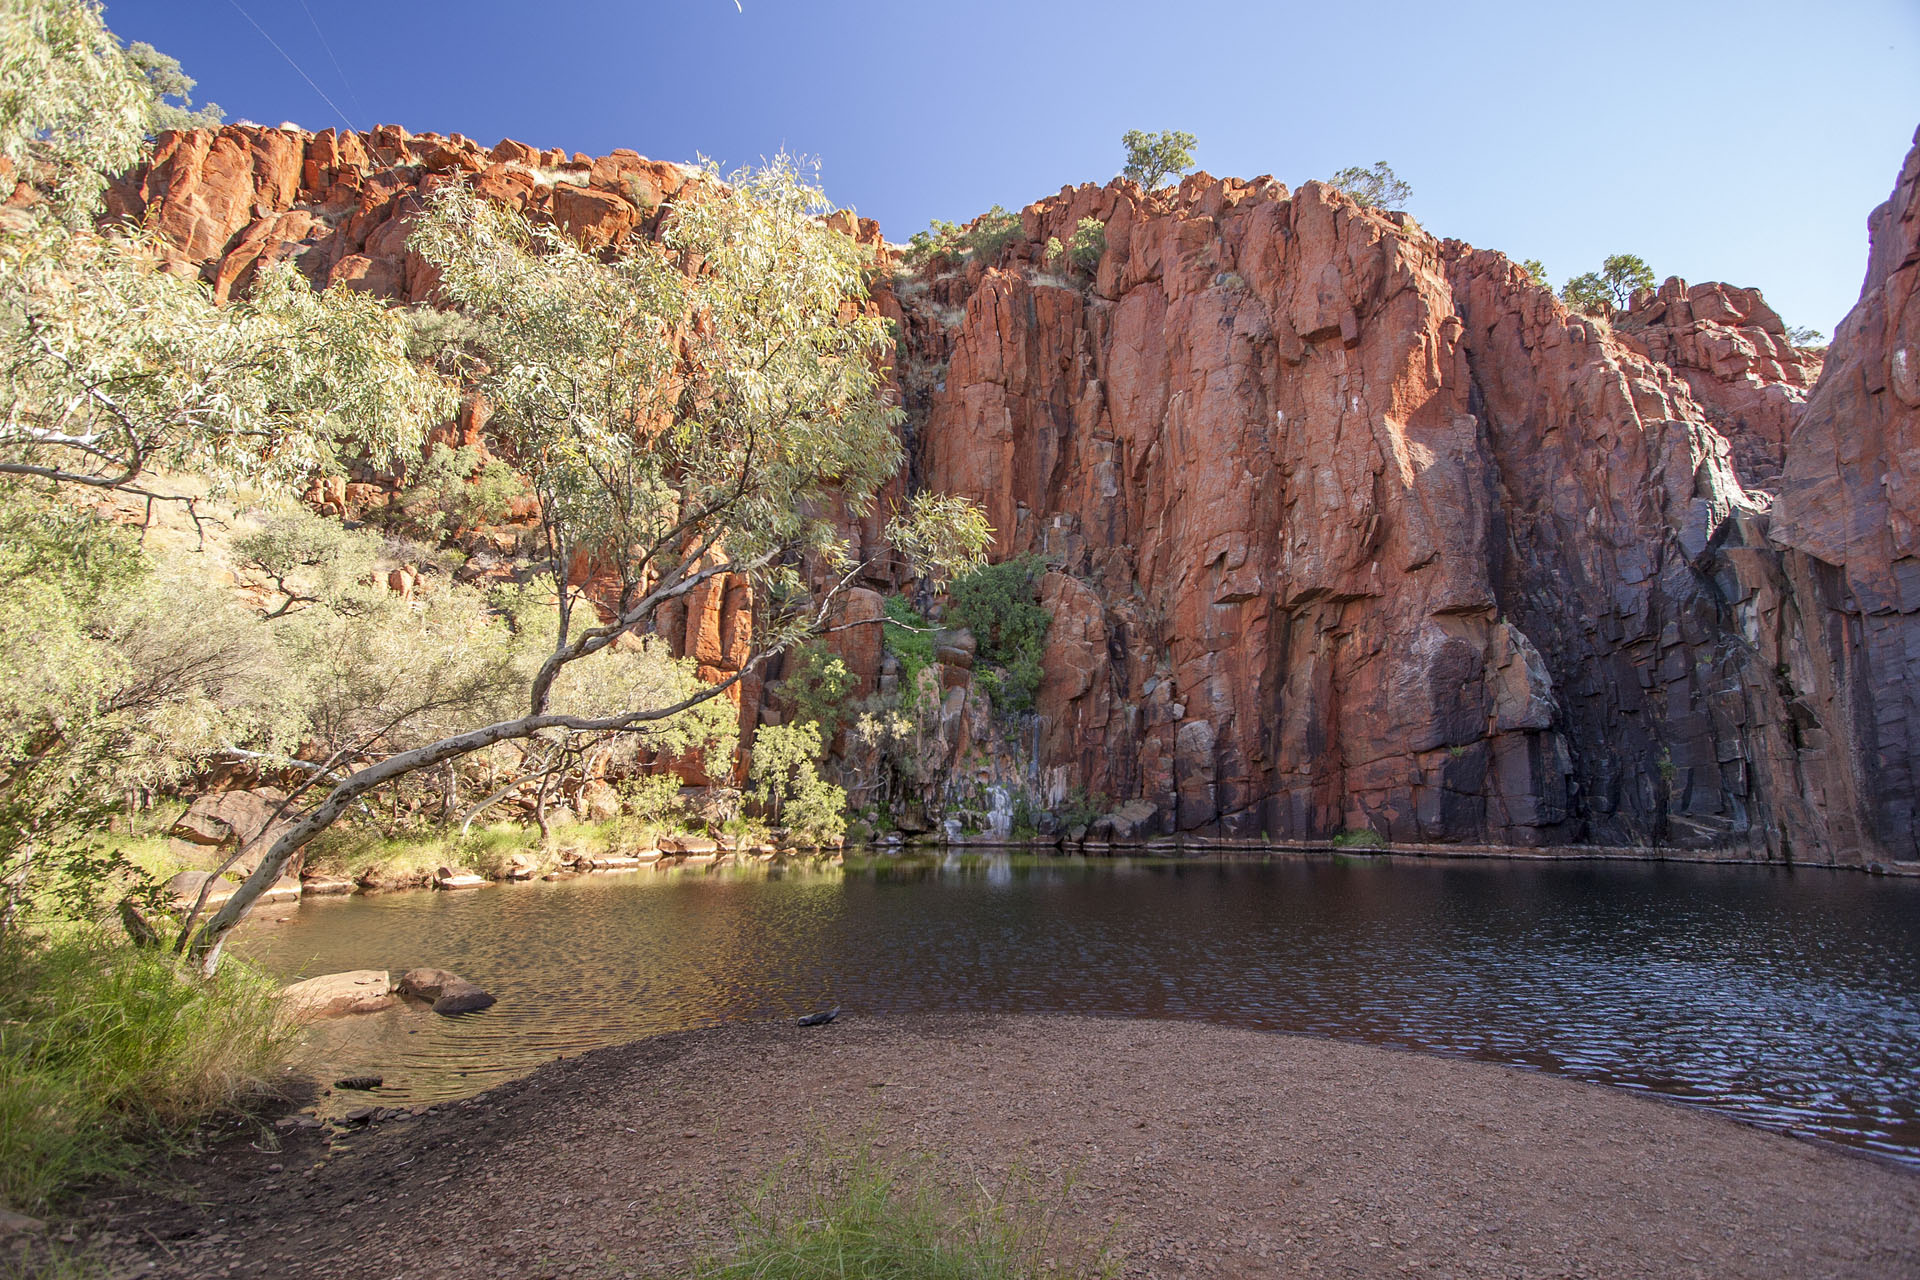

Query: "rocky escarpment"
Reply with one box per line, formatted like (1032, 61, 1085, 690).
(886, 134, 1914, 863)
(108, 121, 1920, 864)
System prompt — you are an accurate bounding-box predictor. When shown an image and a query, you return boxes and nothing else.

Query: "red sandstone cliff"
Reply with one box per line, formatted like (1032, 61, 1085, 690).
(111, 121, 1920, 864)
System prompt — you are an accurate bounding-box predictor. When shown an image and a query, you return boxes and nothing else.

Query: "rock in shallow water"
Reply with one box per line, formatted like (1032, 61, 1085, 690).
(398, 966, 497, 1016)
(278, 970, 394, 1020)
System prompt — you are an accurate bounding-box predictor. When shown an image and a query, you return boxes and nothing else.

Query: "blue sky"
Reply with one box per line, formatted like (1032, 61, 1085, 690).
(106, 0, 1918, 335)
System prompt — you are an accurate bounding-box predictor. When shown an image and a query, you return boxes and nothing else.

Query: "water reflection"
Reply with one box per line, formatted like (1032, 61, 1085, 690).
(235, 854, 1920, 1164)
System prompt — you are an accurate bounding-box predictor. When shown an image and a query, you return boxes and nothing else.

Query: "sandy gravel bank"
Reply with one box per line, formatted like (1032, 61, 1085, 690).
(92, 1016, 1919, 1278)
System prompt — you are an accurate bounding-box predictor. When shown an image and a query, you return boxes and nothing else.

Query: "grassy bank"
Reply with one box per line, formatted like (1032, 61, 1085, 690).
(685, 1137, 1120, 1280)
(0, 932, 294, 1214)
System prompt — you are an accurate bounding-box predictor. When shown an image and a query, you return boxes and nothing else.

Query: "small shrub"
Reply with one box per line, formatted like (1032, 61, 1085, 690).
(882, 596, 938, 704)
(749, 721, 847, 846)
(963, 205, 1022, 263)
(783, 642, 855, 736)
(905, 219, 966, 268)
(687, 1134, 1121, 1280)
(393, 443, 527, 539)
(1324, 161, 1411, 210)
(618, 773, 685, 830)
(1044, 236, 1063, 268)
(1330, 828, 1384, 849)
(1054, 786, 1107, 833)
(1067, 217, 1106, 272)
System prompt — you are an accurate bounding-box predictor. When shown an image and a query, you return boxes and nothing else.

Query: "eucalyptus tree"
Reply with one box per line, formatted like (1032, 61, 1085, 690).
(185, 162, 990, 968)
(0, 0, 457, 932)
(1121, 129, 1197, 191)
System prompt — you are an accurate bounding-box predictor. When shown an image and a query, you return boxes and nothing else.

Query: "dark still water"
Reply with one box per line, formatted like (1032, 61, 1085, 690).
(235, 854, 1920, 1164)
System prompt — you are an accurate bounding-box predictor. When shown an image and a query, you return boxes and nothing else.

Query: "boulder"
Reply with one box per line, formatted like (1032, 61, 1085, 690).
(166, 869, 237, 911)
(397, 967, 496, 1016)
(278, 970, 393, 1020)
(433, 866, 488, 890)
(169, 788, 294, 874)
(301, 876, 355, 896)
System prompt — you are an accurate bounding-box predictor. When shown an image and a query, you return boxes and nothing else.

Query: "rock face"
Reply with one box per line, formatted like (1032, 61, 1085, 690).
(108, 125, 696, 306)
(886, 131, 1919, 863)
(1764, 126, 1920, 863)
(118, 121, 1920, 863)
(1614, 278, 1823, 487)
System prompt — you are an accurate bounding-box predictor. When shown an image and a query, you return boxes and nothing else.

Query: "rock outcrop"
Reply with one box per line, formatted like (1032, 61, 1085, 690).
(1613, 278, 1823, 487)
(117, 121, 1920, 864)
(886, 133, 1915, 863)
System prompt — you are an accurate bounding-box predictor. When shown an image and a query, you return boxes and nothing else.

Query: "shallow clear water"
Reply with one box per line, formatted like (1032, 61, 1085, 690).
(235, 853, 1920, 1164)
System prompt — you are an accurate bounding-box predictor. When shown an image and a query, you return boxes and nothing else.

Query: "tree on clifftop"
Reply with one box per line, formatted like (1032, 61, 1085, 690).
(1325, 161, 1411, 210)
(1561, 253, 1657, 317)
(1121, 129, 1197, 191)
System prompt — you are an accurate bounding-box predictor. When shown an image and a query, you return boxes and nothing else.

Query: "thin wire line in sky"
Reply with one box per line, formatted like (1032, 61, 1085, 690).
(221, 0, 355, 134)
(295, 0, 365, 129)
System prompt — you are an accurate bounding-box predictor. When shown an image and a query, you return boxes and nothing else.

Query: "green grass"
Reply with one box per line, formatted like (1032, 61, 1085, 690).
(1329, 829, 1384, 850)
(0, 931, 295, 1214)
(682, 1137, 1120, 1280)
(302, 820, 545, 882)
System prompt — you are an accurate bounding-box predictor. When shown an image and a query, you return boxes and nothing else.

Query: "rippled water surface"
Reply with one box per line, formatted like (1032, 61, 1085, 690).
(235, 854, 1920, 1163)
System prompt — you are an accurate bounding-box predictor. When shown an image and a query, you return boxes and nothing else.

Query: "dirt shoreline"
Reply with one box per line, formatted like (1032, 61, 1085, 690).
(86, 1015, 1920, 1278)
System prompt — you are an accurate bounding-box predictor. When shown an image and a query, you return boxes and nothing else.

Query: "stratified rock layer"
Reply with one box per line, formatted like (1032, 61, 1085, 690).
(116, 122, 1920, 863)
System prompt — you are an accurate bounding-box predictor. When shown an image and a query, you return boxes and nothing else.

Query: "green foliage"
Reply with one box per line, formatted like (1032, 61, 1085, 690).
(1043, 236, 1063, 268)
(0, 931, 293, 1212)
(123, 39, 221, 133)
(0, 487, 281, 934)
(0, 218, 457, 501)
(748, 721, 847, 846)
(947, 554, 1051, 714)
(617, 774, 684, 829)
(905, 218, 966, 268)
(393, 443, 527, 539)
(230, 508, 379, 618)
(1330, 829, 1384, 849)
(1009, 792, 1040, 840)
(882, 596, 938, 706)
(1518, 259, 1550, 288)
(685, 1135, 1120, 1280)
(0, 0, 154, 217)
(1121, 128, 1196, 191)
(904, 207, 1025, 268)
(1054, 786, 1107, 833)
(963, 205, 1022, 263)
(1325, 161, 1411, 210)
(784, 642, 854, 736)
(1067, 218, 1105, 273)
(1787, 324, 1827, 348)
(1560, 253, 1656, 317)
(885, 493, 992, 582)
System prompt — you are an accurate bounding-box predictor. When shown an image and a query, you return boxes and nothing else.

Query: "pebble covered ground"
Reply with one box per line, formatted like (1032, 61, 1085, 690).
(84, 1015, 1920, 1278)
